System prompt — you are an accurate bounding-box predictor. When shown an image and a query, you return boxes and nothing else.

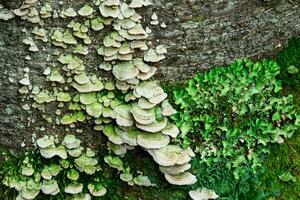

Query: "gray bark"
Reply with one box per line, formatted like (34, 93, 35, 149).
(0, 0, 300, 149)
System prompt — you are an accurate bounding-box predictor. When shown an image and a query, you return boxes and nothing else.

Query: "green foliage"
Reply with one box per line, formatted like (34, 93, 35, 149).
(277, 37, 300, 87)
(172, 59, 299, 179)
(244, 36, 300, 200)
(0, 135, 110, 200)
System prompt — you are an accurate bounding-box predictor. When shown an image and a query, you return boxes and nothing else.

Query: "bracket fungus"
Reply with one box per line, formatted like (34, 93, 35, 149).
(165, 172, 197, 186)
(61, 8, 77, 18)
(64, 183, 83, 194)
(159, 163, 192, 175)
(133, 175, 154, 187)
(78, 5, 94, 17)
(88, 183, 107, 197)
(41, 179, 60, 195)
(103, 124, 124, 145)
(137, 132, 170, 149)
(189, 188, 219, 200)
(9, 0, 198, 192)
(62, 134, 81, 149)
(104, 155, 124, 171)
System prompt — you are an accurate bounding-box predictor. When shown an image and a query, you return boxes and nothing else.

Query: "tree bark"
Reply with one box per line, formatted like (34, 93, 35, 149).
(0, 0, 299, 149)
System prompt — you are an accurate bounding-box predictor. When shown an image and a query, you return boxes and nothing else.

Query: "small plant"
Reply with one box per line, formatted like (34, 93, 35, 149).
(1, 135, 107, 199)
(277, 37, 300, 87)
(172, 59, 299, 179)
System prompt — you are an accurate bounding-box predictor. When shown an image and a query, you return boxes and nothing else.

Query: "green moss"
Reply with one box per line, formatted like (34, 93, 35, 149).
(245, 37, 300, 200)
(277, 37, 300, 87)
(191, 15, 206, 22)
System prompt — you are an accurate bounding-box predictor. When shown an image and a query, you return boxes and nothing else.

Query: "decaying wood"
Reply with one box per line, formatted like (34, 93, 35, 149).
(0, 0, 299, 148)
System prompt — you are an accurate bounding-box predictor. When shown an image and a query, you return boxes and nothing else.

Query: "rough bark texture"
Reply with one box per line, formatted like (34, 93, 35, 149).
(0, 0, 300, 149)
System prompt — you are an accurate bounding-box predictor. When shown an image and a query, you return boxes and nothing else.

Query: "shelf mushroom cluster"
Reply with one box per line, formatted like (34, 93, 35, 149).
(3, 135, 107, 200)
(11, 0, 198, 188)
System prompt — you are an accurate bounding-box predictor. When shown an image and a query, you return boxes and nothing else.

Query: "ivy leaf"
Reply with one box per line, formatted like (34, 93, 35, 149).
(279, 171, 297, 182)
(180, 122, 192, 135)
(295, 114, 300, 126)
(287, 65, 299, 74)
(272, 111, 281, 121)
(155, 107, 162, 120)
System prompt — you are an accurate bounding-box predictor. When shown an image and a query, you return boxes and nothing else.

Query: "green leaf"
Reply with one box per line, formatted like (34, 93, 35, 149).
(287, 65, 299, 74)
(272, 111, 281, 121)
(279, 171, 297, 182)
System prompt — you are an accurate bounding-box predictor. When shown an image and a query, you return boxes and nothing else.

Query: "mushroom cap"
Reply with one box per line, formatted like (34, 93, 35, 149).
(40, 146, 67, 159)
(189, 188, 219, 200)
(162, 123, 180, 138)
(134, 81, 164, 99)
(131, 40, 148, 50)
(41, 179, 59, 195)
(148, 92, 167, 104)
(64, 183, 83, 194)
(99, 4, 120, 18)
(63, 8, 77, 17)
(63, 30, 77, 44)
(107, 141, 127, 155)
(156, 45, 167, 54)
(41, 167, 52, 180)
(121, 129, 138, 146)
(74, 44, 89, 55)
(129, 0, 143, 8)
(119, 42, 133, 55)
(103, 35, 121, 48)
(48, 69, 65, 83)
(0, 9, 15, 20)
(80, 92, 97, 105)
(67, 147, 83, 158)
(21, 186, 40, 200)
(104, 155, 123, 171)
(36, 135, 55, 148)
(136, 117, 167, 133)
(56, 92, 71, 102)
(86, 102, 103, 118)
(120, 3, 135, 18)
(137, 67, 157, 81)
(128, 24, 147, 35)
(144, 48, 165, 62)
(74, 193, 92, 200)
(147, 145, 181, 166)
(99, 62, 112, 71)
(104, 0, 120, 6)
(114, 104, 134, 127)
(91, 17, 105, 31)
(119, 19, 136, 30)
(72, 80, 104, 93)
(74, 155, 98, 175)
(48, 164, 61, 176)
(67, 169, 80, 181)
(88, 183, 107, 197)
(21, 165, 34, 177)
(138, 97, 156, 109)
(113, 62, 139, 81)
(78, 5, 94, 16)
(137, 132, 170, 149)
(131, 103, 156, 125)
(165, 172, 197, 185)
(133, 58, 151, 73)
(120, 172, 133, 182)
(161, 100, 177, 116)
(133, 175, 153, 187)
(103, 124, 123, 145)
(147, 145, 193, 167)
(159, 163, 191, 175)
(62, 134, 81, 149)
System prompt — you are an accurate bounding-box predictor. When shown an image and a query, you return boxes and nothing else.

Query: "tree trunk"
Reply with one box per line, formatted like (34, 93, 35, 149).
(0, 0, 299, 149)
